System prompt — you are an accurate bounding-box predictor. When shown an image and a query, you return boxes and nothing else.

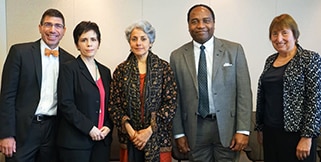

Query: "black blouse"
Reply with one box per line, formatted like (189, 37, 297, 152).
(261, 63, 288, 128)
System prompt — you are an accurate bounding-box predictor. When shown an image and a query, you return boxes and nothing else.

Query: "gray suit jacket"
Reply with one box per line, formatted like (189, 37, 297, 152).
(170, 37, 252, 148)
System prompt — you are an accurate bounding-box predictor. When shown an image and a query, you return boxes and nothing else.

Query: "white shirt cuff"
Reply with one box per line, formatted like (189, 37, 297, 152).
(237, 130, 250, 136)
(174, 133, 185, 139)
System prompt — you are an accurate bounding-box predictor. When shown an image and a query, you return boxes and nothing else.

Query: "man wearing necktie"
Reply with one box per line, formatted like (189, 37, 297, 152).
(170, 4, 252, 162)
(0, 9, 74, 162)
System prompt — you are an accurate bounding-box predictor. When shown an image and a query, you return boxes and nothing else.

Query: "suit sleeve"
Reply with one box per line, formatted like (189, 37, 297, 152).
(0, 45, 21, 138)
(235, 44, 252, 132)
(58, 63, 95, 135)
(301, 52, 321, 137)
(102, 67, 114, 130)
(170, 52, 185, 135)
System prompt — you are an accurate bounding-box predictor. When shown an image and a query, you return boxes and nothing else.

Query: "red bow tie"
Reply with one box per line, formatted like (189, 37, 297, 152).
(45, 48, 59, 57)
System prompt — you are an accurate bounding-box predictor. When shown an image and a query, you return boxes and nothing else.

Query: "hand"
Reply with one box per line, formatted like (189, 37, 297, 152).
(124, 119, 136, 140)
(229, 133, 249, 151)
(89, 126, 104, 141)
(99, 126, 111, 139)
(132, 126, 152, 150)
(175, 136, 190, 153)
(0, 137, 16, 157)
(257, 131, 263, 144)
(296, 137, 311, 160)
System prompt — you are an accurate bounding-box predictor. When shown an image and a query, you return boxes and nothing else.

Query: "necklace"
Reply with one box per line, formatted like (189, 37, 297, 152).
(81, 56, 98, 82)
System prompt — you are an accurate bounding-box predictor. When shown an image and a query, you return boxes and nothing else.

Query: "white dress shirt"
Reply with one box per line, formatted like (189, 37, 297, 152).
(193, 36, 216, 114)
(34, 40, 59, 116)
(175, 36, 249, 138)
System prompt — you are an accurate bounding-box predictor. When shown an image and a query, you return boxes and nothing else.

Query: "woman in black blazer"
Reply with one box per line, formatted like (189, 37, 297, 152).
(57, 21, 113, 162)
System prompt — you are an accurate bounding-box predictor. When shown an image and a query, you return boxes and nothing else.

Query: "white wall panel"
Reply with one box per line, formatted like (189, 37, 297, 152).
(4, 0, 321, 110)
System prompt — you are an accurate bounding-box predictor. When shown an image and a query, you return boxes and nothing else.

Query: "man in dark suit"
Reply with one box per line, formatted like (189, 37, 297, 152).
(170, 4, 252, 162)
(0, 9, 74, 162)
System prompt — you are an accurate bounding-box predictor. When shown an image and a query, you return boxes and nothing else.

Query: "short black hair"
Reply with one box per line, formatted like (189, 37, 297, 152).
(73, 21, 101, 45)
(187, 4, 215, 22)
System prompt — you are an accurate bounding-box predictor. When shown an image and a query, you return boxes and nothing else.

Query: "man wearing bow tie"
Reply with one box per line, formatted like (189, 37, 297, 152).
(0, 8, 74, 162)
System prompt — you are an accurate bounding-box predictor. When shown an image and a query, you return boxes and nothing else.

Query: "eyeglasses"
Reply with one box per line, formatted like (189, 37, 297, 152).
(42, 22, 64, 29)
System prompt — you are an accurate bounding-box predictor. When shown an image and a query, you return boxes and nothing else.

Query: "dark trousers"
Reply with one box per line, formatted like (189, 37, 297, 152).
(263, 125, 317, 162)
(58, 140, 110, 162)
(189, 116, 238, 162)
(127, 141, 144, 162)
(6, 117, 57, 162)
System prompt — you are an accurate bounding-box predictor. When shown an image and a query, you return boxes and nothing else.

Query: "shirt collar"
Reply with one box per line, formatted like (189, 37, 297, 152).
(40, 39, 59, 52)
(193, 36, 214, 49)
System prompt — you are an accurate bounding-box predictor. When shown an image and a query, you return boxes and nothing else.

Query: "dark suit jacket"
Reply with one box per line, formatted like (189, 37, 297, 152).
(0, 39, 75, 146)
(170, 37, 252, 148)
(56, 56, 113, 149)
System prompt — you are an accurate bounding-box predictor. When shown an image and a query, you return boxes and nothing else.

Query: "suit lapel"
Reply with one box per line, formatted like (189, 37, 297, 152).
(212, 37, 224, 80)
(181, 39, 224, 91)
(182, 42, 198, 90)
(97, 63, 108, 89)
(77, 56, 97, 85)
(32, 40, 42, 88)
(58, 49, 67, 63)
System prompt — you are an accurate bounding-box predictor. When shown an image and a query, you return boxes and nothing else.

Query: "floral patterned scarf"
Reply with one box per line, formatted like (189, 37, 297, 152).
(120, 51, 165, 161)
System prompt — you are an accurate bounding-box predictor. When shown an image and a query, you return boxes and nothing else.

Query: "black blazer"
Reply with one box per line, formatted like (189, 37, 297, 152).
(0, 39, 75, 144)
(57, 56, 113, 149)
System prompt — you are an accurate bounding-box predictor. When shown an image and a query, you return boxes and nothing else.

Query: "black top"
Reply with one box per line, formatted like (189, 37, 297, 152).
(262, 63, 288, 128)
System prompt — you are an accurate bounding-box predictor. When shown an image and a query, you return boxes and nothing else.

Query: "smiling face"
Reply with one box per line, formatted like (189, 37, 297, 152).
(38, 16, 66, 49)
(268, 14, 300, 55)
(270, 28, 297, 55)
(129, 28, 152, 57)
(76, 30, 100, 58)
(188, 6, 215, 44)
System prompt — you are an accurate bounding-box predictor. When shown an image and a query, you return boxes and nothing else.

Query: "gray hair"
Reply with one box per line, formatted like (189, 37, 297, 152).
(125, 20, 155, 44)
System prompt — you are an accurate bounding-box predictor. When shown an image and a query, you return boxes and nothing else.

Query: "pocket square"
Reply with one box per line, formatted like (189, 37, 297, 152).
(223, 63, 233, 67)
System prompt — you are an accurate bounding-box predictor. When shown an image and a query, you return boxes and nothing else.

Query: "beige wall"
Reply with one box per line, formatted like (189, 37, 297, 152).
(2, 0, 321, 109)
(0, 0, 6, 87)
(0, 2, 5, 160)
